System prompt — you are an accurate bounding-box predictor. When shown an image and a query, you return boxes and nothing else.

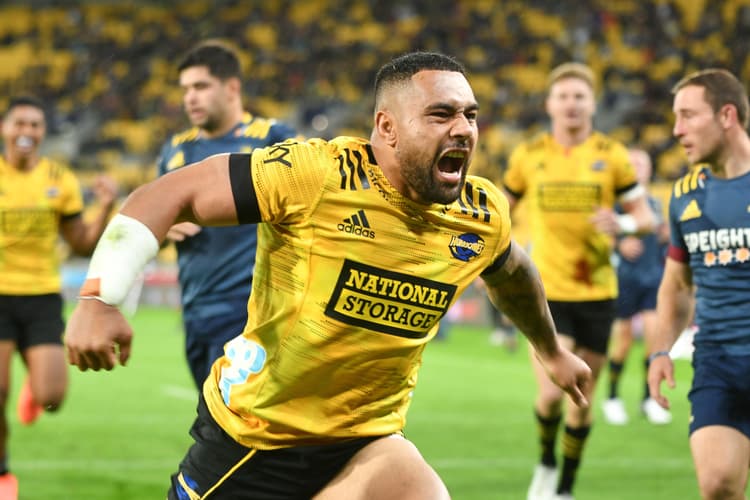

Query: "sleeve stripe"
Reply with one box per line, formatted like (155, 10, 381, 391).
(60, 211, 82, 221)
(615, 181, 639, 197)
(667, 244, 689, 262)
(229, 153, 260, 224)
(481, 242, 513, 277)
(502, 183, 522, 199)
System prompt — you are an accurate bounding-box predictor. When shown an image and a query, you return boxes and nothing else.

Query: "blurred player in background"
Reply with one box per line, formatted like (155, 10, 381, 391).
(649, 68, 750, 500)
(157, 40, 298, 389)
(0, 96, 117, 498)
(502, 63, 655, 500)
(602, 148, 672, 426)
(64, 51, 591, 500)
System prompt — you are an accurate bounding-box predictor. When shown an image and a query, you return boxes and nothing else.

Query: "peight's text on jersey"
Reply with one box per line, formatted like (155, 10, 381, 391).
(684, 227, 750, 253)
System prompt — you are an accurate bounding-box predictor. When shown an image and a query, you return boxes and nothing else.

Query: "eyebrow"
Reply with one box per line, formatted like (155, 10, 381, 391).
(425, 101, 479, 113)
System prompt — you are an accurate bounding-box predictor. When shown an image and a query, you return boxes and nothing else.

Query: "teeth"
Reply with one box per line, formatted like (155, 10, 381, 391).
(16, 136, 33, 148)
(444, 151, 465, 158)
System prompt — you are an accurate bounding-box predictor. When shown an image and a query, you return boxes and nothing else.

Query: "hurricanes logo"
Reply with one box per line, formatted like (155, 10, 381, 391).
(337, 210, 375, 239)
(449, 233, 484, 262)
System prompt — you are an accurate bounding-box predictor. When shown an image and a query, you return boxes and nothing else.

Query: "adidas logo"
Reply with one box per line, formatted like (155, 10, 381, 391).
(337, 209, 375, 239)
(679, 199, 702, 221)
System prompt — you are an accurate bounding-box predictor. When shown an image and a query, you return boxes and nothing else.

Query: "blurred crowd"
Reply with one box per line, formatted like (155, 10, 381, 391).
(2, 0, 750, 190)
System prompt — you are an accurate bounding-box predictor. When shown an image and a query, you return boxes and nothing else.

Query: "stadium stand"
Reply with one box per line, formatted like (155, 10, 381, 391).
(3, 0, 750, 191)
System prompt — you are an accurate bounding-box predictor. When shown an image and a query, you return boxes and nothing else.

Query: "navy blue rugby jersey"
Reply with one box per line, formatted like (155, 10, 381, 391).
(156, 113, 298, 319)
(616, 195, 667, 288)
(668, 166, 750, 354)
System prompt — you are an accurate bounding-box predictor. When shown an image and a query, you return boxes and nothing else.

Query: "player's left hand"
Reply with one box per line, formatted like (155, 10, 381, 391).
(92, 174, 119, 209)
(65, 298, 132, 371)
(537, 347, 592, 408)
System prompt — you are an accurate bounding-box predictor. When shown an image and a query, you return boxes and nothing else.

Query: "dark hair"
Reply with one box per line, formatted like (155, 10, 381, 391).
(374, 52, 466, 106)
(6, 95, 45, 117)
(672, 68, 750, 128)
(177, 40, 242, 81)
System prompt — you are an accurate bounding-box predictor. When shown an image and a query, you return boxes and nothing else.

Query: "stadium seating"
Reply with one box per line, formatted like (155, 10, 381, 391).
(2, 0, 747, 191)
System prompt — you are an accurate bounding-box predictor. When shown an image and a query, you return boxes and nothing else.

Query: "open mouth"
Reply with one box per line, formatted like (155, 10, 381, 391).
(437, 150, 467, 181)
(15, 136, 34, 149)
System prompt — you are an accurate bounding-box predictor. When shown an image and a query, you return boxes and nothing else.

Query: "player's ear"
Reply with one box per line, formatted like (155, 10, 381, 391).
(719, 103, 737, 129)
(374, 110, 397, 146)
(226, 76, 242, 97)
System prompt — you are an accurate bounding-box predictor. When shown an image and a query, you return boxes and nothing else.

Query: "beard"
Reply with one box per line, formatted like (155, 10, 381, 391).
(196, 114, 221, 133)
(396, 145, 466, 205)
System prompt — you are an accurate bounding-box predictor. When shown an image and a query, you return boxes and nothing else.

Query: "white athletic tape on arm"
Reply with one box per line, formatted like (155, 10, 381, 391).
(616, 214, 638, 235)
(79, 214, 160, 307)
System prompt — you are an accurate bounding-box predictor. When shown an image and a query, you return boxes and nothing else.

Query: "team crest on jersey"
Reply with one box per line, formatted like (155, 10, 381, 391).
(46, 187, 59, 198)
(590, 160, 605, 171)
(325, 260, 456, 338)
(448, 233, 485, 262)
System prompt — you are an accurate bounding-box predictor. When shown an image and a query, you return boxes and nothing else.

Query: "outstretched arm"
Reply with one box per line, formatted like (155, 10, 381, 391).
(65, 153, 247, 372)
(482, 243, 592, 407)
(122, 153, 241, 239)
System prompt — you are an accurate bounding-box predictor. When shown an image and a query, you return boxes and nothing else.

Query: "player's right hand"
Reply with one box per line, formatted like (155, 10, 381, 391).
(166, 222, 202, 242)
(537, 347, 592, 409)
(65, 299, 133, 371)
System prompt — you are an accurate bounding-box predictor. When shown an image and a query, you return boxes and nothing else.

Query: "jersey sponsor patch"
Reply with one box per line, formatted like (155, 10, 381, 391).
(325, 259, 456, 338)
(538, 182, 601, 211)
(0, 208, 56, 235)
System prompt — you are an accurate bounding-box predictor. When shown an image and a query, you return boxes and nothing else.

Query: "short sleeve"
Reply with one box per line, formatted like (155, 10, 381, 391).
(251, 138, 335, 225)
(502, 144, 527, 198)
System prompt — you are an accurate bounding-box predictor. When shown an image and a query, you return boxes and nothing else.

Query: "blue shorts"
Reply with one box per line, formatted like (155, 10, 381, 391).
(688, 352, 750, 438)
(184, 308, 248, 389)
(615, 277, 658, 319)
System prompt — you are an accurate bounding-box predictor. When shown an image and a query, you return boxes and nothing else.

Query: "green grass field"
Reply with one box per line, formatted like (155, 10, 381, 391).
(10, 306, 705, 499)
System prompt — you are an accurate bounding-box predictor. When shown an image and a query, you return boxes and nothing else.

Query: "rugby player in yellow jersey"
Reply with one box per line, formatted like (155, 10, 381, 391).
(0, 96, 117, 498)
(64, 52, 591, 500)
(502, 63, 655, 500)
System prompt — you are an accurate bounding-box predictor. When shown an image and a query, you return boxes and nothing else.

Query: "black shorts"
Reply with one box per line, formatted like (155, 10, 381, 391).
(547, 299, 616, 355)
(0, 294, 65, 350)
(168, 396, 382, 500)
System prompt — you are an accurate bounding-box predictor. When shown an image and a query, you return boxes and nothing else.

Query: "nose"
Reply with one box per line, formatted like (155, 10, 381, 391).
(451, 114, 474, 140)
(183, 88, 196, 105)
(672, 118, 684, 137)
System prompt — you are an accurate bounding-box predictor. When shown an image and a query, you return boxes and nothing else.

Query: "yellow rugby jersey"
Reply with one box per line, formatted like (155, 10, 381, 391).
(0, 157, 83, 295)
(205, 136, 512, 449)
(503, 132, 637, 301)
